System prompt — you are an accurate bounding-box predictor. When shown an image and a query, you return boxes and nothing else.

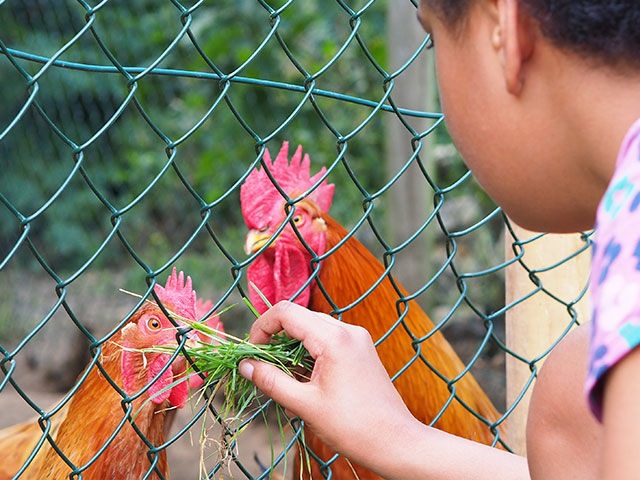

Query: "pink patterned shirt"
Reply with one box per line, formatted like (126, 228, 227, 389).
(586, 118, 640, 421)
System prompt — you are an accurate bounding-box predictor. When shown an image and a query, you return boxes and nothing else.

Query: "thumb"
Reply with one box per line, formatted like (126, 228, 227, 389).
(238, 359, 307, 413)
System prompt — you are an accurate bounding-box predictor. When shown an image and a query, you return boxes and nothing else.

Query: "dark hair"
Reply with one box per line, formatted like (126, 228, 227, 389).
(424, 0, 640, 69)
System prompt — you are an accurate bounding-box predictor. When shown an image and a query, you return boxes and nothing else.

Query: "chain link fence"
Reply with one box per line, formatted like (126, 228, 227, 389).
(0, 1, 591, 478)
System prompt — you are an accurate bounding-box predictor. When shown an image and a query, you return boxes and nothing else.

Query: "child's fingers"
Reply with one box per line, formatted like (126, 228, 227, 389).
(238, 358, 310, 416)
(248, 301, 342, 354)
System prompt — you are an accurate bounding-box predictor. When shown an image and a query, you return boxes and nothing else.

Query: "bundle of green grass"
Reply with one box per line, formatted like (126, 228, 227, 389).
(180, 300, 313, 420)
(130, 288, 314, 477)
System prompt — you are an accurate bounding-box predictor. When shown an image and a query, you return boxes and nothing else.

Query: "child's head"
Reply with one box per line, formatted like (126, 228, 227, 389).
(422, 0, 640, 69)
(417, 0, 640, 233)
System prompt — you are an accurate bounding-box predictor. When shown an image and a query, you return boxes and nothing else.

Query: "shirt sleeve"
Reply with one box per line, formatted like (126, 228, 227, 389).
(586, 118, 640, 421)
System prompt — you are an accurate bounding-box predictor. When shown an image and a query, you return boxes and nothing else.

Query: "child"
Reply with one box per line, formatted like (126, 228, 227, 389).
(238, 0, 640, 478)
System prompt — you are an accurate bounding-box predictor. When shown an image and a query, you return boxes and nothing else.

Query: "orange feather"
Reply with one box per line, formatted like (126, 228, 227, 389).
(0, 303, 172, 480)
(295, 213, 505, 479)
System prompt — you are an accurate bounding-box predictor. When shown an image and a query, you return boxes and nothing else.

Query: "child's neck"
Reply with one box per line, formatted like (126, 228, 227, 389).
(547, 54, 640, 188)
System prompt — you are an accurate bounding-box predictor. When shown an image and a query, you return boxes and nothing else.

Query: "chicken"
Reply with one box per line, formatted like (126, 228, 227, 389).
(241, 142, 504, 479)
(0, 268, 223, 480)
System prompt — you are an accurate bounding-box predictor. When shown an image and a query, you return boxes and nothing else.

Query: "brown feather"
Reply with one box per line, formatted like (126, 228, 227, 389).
(0, 305, 173, 480)
(295, 213, 504, 479)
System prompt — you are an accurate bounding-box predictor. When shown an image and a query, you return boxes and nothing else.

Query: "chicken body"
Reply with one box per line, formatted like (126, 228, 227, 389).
(0, 269, 220, 479)
(301, 215, 503, 479)
(241, 143, 503, 479)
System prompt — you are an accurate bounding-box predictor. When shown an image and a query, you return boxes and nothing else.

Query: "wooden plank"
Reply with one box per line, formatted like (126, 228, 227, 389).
(505, 224, 591, 455)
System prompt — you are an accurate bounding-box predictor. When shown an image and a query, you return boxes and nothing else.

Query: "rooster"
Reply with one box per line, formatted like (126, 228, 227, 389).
(0, 268, 223, 480)
(241, 142, 503, 479)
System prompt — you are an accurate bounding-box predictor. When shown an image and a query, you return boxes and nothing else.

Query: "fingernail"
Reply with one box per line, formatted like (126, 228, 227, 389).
(238, 360, 254, 381)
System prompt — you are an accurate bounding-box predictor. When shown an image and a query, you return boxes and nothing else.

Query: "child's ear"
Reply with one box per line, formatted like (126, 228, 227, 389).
(492, 0, 535, 95)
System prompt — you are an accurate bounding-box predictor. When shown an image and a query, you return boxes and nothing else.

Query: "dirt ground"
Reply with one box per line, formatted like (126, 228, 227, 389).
(0, 349, 504, 480)
(0, 271, 506, 479)
(0, 383, 291, 479)
(0, 271, 291, 478)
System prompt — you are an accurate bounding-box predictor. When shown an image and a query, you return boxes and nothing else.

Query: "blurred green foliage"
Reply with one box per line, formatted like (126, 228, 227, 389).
(0, 0, 398, 282)
(0, 0, 504, 347)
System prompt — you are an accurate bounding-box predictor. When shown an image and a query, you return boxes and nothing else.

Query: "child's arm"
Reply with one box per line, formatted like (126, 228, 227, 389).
(526, 325, 603, 480)
(600, 346, 640, 480)
(238, 301, 530, 480)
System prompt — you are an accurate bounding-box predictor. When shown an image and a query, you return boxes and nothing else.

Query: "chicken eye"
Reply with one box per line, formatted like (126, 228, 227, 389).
(292, 214, 304, 226)
(147, 317, 162, 331)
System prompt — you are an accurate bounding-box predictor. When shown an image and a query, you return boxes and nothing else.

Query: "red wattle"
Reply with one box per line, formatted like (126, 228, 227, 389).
(147, 353, 174, 405)
(273, 243, 311, 309)
(168, 370, 190, 409)
(247, 254, 278, 314)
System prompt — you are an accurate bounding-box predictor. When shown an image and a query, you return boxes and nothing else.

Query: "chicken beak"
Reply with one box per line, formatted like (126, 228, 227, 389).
(184, 335, 199, 350)
(244, 229, 274, 255)
(170, 334, 199, 370)
(168, 330, 199, 352)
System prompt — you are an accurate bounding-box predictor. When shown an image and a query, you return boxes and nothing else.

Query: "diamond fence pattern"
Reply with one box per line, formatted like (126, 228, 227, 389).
(0, 1, 591, 479)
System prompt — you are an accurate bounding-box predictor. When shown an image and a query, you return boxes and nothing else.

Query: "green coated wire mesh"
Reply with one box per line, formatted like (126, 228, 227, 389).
(0, 0, 591, 479)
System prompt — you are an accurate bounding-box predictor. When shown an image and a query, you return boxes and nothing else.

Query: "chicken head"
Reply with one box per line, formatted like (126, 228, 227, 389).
(241, 142, 334, 313)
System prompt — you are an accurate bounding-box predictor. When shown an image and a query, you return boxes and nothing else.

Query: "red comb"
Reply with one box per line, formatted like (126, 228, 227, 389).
(240, 142, 335, 228)
(153, 267, 198, 321)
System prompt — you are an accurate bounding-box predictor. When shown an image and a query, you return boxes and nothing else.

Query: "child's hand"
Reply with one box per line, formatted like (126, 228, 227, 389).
(239, 301, 530, 480)
(238, 301, 418, 472)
